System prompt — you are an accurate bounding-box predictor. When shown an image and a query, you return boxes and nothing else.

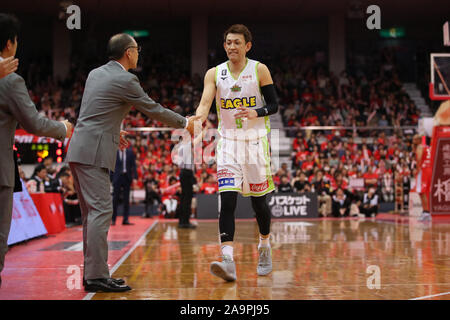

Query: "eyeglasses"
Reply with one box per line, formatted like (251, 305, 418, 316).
(125, 45, 141, 53)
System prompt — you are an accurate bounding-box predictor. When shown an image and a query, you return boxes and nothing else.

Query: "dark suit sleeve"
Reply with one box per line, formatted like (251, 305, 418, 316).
(7, 75, 66, 141)
(123, 75, 187, 129)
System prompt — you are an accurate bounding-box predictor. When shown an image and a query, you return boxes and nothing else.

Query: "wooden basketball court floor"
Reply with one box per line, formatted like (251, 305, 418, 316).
(85, 215, 450, 300)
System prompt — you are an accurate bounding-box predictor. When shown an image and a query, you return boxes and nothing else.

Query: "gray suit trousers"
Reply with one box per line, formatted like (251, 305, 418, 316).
(0, 186, 13, 274)
(69, 162, 113, 280)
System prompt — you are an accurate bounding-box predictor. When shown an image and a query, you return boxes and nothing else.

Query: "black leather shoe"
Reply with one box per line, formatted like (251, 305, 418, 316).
(111, 278, 125, 285)
(84, 278, 131, 292)
(122, 221, 134, 225)
(178, 223, 197, 229)
(83, 277, 125, 286)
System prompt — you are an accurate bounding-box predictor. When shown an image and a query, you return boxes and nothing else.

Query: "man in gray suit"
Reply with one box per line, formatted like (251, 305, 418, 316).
(66, 33, 200, 292)
(0, 14, 72, 288)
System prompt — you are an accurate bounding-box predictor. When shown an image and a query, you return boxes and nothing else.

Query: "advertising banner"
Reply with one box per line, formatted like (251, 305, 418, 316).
(267, 192, 318, 219)
(8, 180, 48, 245)
(197, 192, 318, 219)
(430, 126, 450, 215)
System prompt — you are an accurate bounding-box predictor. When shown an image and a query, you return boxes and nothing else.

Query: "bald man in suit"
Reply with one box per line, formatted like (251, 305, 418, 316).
(66, 33, 200, 292)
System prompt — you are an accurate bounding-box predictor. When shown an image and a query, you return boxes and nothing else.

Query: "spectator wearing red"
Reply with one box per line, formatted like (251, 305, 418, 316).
(160, 176, 181, 218)
(363, 166, 379, 188)
(200, 174, 218, 194)
(301, 154, 315, 173)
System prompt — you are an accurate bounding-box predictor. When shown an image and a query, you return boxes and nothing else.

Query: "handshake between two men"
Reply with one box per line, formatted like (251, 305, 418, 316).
(117, 114, 204, 151)
(60, 114, 203, 153)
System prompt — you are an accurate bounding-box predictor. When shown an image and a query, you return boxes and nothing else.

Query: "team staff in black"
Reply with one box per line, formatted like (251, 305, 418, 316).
(111, 145, 138, 225)
(177, 135, 197, 229)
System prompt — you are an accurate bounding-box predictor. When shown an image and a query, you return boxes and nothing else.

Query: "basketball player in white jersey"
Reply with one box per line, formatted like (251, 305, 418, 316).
(195, 24, 279, 281)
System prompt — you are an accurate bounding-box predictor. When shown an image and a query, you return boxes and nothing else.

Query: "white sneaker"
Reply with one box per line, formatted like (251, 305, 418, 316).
(418, 212, 432, 222)
(210, 255, 236, 282)
(257, 246, 272, 276)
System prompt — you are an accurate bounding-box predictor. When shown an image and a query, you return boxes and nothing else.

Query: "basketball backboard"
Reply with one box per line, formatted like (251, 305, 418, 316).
(430, 53, 450, 100)
(444, 21, 449, 46)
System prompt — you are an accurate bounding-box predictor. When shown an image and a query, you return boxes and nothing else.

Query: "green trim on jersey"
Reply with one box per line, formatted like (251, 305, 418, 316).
(219, 187, 242, 193)
(262, 136, 275, 191)
(242, 136, 275, 197)
(227, 58, 249, 81)
(265, 116, 271, 133)
(216, 137, 223, 155)
(242, 188, 275, 197)
(215, 67, 222, 132)
(216, 102, 222, 132)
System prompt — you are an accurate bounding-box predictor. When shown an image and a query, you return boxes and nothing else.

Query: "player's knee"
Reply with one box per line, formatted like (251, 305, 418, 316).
(251, 195, 267, 212)
(220, 191, 238, 214)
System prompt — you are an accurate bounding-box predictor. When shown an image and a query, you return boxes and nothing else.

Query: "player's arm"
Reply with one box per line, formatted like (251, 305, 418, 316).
(195, 67, 217, 123)
(234, 63, 278, 120)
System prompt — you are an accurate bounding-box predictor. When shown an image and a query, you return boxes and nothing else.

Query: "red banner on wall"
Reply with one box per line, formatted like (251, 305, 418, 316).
(430, 126, 450, 215)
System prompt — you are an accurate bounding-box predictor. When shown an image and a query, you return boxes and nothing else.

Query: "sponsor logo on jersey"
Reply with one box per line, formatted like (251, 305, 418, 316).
(219, 178, 235, 187)
(222, 69, 227, 76)
(242, 75, 253, 80)
(231, 85, 241, 92)
(249, 180, 269, 192)
(220, 96, 257, 109)
(217, 169, 234, 179)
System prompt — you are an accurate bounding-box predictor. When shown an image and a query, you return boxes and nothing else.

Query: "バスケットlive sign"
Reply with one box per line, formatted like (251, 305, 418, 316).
(267, 192, 318, 218)
(197, 192, 318, 219)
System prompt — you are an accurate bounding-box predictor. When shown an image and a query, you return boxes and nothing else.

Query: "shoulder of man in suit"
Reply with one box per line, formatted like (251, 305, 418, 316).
(114, 68, 138, 85)
(2, 72, 25, 90)
(4, 71, 22, 84)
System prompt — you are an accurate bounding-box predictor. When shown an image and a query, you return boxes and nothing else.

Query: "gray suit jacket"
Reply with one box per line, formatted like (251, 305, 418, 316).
(66, 60, 187, 172)
(0, 73, 66, 188)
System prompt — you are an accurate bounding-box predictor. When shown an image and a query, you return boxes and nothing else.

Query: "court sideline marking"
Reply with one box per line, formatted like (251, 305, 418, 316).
(410, 291, 450, 300)
(83, 220, 159, 300)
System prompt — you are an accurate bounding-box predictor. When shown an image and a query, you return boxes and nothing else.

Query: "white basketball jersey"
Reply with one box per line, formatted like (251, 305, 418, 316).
(215, 58, 270, 140)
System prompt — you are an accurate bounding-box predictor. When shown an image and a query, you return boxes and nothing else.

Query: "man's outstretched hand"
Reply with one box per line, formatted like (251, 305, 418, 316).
(61, 120, 73, 138)
(119, 130, 130, 150)
(186, 115, 203, 136)
(0, 57, 19, 79)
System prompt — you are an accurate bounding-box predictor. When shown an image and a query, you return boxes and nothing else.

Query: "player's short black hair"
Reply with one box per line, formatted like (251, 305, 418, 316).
(223, 24, 252, 43)
(106, 33, 135, 60)
(0, 13, 20, 51)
